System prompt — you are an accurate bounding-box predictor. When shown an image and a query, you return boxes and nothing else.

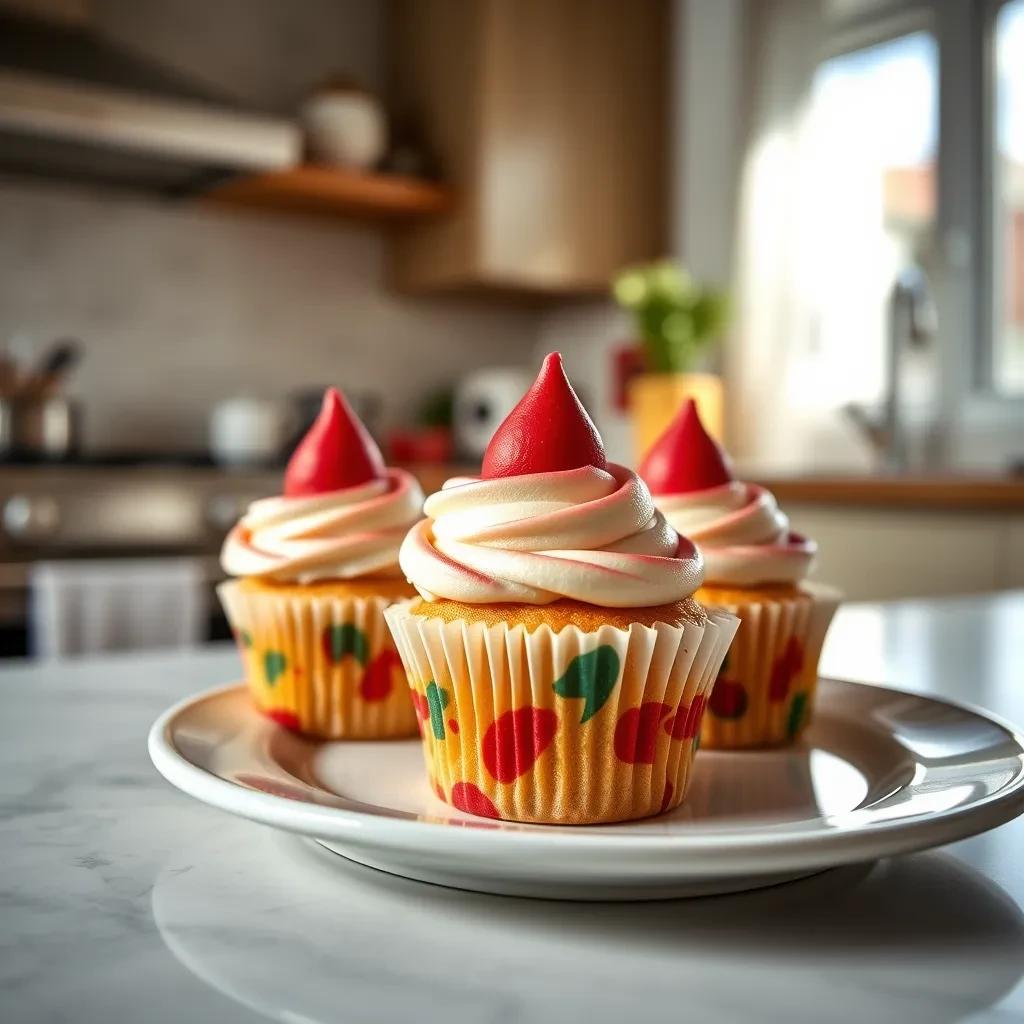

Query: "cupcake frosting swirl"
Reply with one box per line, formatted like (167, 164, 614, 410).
(399, 464, 704, 606)
(657, 481, 815, 587)
(222, 469, 424, 582)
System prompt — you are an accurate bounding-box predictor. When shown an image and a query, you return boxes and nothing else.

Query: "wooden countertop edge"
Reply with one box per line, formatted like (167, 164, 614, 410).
(756, 477, 1024, 510)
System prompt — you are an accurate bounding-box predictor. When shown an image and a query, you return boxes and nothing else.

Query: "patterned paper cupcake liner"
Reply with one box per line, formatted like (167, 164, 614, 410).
(218, 580, 419, 739)
(384, 602, 739, 825)
(699, 582, 841, 749)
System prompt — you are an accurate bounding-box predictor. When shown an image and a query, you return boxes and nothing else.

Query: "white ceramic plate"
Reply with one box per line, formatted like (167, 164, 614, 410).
(149, 679, 1024, 900)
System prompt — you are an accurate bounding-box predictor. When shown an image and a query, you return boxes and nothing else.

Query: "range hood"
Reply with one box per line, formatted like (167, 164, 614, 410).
(0, 9, 300, 193)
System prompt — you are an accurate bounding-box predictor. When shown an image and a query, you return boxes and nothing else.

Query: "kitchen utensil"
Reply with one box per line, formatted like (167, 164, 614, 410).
(453, 367, 534, 460)
(209, 398, 296, 468)
(0, 347, 18, 397)
(149, 677, 1024, 901)
(0, 396, 80, 461)
(20, 337, 81, 399)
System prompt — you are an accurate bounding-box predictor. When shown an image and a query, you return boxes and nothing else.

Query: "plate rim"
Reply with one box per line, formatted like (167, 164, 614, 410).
(148, 678, 1024, 871)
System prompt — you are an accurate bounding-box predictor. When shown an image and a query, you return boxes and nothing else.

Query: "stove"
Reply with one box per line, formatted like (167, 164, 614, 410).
(0, 461, 281, 654)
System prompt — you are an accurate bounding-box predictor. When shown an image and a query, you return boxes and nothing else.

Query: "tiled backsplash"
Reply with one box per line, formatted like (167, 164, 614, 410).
(0, 181, 541, 453)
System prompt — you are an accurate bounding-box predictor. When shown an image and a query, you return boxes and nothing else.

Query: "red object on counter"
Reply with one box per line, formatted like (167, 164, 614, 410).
(284, 387, 385, 497)
(639, 397, 734, 495)
(481, 352, 607, 478)
(612, 343, 647, 412)
(387, 427, 453, 464)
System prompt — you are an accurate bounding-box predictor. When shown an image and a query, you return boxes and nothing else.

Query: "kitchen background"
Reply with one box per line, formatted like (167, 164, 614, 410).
(1, 0, 1022, 657)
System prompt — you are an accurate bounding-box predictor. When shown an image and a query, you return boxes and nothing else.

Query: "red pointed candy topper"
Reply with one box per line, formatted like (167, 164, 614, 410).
(284, 387, 385, 497)
(481, 352, 607, 478)
(639, 398, 734, 495)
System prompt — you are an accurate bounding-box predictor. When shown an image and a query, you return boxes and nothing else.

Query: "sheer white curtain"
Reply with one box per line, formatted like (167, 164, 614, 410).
(729, 0, 875, 471)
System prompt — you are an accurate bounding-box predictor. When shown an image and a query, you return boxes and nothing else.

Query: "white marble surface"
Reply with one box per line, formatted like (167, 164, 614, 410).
(3, 592, 1024, 1023)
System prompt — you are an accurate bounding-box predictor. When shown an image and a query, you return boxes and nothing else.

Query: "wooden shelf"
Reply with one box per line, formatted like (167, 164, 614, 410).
(204, 165, 454, 224)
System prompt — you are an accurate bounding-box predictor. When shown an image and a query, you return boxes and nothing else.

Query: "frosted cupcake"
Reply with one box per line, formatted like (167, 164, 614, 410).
(639, 400, 841, 749)
(385, 354, 738, 825)
(219, 388, 423, 739)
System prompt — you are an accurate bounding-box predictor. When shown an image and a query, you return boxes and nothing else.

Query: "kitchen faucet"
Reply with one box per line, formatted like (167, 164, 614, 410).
(843, 265, 937, 473)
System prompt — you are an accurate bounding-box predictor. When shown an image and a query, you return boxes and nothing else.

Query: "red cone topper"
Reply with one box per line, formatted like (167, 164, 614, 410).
(481, 352, 607, 478)
(639, 398, 734, 495)
(284, 388, 385, 497)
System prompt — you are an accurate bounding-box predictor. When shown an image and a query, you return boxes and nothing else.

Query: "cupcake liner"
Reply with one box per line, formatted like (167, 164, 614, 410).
(699, 582, 841, 749)
(384, 602, 739, 825)
(218, 580, 419, 739)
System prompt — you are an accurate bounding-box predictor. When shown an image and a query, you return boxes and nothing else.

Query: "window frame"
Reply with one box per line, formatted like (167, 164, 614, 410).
(822, 0, 1024, 465)
(980, 0, 1023, 400)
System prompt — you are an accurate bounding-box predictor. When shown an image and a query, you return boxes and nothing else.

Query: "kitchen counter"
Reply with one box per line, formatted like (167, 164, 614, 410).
(3, 592, 1024, 1023)
(758, 473, 1024, 510)
(3, 461, 1022, 508)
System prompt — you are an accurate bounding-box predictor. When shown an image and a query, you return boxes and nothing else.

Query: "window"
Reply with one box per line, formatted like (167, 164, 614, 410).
(993, 0, 1024, 395)
(728, 0, 1022, 468)
(806, 32, 938, 407)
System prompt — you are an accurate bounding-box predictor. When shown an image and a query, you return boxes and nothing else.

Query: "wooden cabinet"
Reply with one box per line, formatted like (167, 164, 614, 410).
(389, 0, 669, 296)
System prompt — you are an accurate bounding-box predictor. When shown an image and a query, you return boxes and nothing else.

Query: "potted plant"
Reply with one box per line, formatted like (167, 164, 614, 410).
(613, 261, 729, 459)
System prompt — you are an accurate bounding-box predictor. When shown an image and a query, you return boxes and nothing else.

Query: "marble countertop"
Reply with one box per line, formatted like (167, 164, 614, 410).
(3, 592, 1024, 1023)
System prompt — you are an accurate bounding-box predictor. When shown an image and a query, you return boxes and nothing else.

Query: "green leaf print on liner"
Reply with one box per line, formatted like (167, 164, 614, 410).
(263, 650, 287, 686)
(238, 629, 253, 648)
(322, 623, 369, 666)
(426, 681, 450, 740)
(787, 692, 809, 739)
(552, 646, 621, 724)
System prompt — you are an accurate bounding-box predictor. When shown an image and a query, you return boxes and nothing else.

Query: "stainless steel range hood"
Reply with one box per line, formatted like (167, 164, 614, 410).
(0, 9, 300, 193)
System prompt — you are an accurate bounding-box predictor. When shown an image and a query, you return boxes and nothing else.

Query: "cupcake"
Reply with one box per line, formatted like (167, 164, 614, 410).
(218, 388, 424, 739)
(385, 354, 738, 825)
(639, 400, 841, 749)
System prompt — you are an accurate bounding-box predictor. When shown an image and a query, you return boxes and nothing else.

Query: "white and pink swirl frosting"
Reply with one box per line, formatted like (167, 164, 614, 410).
(221, 469, 424, 582)
(399, 464, 704, 607)
(657, 481, 815, 587)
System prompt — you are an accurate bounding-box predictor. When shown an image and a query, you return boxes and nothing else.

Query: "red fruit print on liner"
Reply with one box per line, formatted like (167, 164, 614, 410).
(359, 649, 400, 701)
(482, 706, 559, 783)
(264, 708, 301, 732)
(665, 694, 708, 740)
(709, 676, 748, 719)
(660, 780, 675, 814)
(450, 781, 500, 819)
(614, 702, 672, 764)
(769, 637, 805, 703)
(410, 691, 431, 721)
(284, 387, 385, 497)
(638, 398, 734, 496)
(481, 352, 607, 478)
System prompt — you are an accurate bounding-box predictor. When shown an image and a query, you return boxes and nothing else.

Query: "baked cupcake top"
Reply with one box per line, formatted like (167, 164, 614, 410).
(399, 353, 704, 607)
(221, 388, 423, 582)
(639, 399, 815, 588)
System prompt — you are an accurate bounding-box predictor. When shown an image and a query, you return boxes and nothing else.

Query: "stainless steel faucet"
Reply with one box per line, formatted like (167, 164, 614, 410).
(843, 266, 937, 472)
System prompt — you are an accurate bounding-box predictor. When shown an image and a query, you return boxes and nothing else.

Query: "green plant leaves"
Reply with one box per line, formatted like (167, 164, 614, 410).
(611, 260, 729, 373)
